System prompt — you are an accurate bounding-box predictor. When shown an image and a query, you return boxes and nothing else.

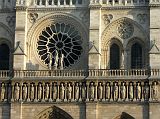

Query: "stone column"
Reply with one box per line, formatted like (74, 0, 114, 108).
(42, 82, 45, 102)
(49, 82, 52, 102)
(19, 82, 23, 102)
(34, 82, 38, 102)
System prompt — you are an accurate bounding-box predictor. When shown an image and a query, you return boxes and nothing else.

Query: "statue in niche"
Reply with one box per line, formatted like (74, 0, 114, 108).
(7, 83, 12, 101)
(52, 83, 57, 100)
(22, 84, 27, 100)
(1, 83, 6, 101)
(30, 84, 35, 101)
(67, 83, 72, 101)
(45, 83, 50, 100)
(98, 82, 103, 100)
(59, 83, 65, 101)
(82, 82, 86, 101)
(58, 53, 64, 69)
(75, 82, 79, 101)
(37, 83, 42, 101)
(90, 82, 95, 101)
(152, 81, 158, 100)
(54, 50, 59, 69)
(136, 82, 141, 100)
(120, 82, 126, 101)
(129, 83, 134, 100)
(14, 83, 20, 101)
(106, 83, 111, 100)
(48, 52, 53, 70)
(113, 83, 118, 101)
(143, 82, 149, 100)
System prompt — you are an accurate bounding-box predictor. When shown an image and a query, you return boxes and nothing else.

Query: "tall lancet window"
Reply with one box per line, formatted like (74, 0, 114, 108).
(0, 44, 10, 70)
(131, 43, 142, 69)
(110, 43, 120, 69)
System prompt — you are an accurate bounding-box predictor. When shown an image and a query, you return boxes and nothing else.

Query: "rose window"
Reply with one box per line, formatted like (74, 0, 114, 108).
(37, 23, 83, 69)
(117, 21, 134, 39)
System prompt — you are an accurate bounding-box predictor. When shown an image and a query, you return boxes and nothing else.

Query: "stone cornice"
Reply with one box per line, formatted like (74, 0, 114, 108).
(15, 6, 27, 11)
(27, 6, 88, 12)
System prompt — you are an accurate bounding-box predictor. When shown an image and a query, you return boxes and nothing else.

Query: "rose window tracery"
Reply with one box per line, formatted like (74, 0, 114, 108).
(37, 23, 83, 69)
(117, 20, 134, 39)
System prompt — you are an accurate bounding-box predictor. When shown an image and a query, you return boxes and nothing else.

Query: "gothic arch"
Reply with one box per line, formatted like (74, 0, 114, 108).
(126, 37, 147, 69)
(36, 106, 74, 119)
(113, 112, 135, 119)
(101, 37, 123, 69)
(101, 17, 149, 69)
(27, 12, 88, 70)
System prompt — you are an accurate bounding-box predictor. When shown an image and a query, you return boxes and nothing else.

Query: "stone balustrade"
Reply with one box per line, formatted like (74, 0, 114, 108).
(1, 69, 160, 78)
(0, 80, 159, 103)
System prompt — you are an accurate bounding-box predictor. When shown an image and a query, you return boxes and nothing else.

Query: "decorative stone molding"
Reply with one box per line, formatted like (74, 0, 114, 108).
(117, 19, 134, 39)
(28, 13, 38, 23)
(102, 14, 113, 25)
(137, 14, 147, 24)
(6, 16, 16, 27)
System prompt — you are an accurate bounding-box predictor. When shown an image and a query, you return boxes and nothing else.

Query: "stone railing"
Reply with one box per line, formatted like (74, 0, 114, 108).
(0, 80, 159, 103)
(13, 70, 85, 78)
(90, 0, 149, 6)
(1, 69, 160, 78)
(88, 69, 148, 77)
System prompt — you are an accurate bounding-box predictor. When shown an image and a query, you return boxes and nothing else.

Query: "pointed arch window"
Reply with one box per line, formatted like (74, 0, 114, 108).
(110, 43, 120, 69)
(131, 43, 142, 69)
(0, 44, 10, 70)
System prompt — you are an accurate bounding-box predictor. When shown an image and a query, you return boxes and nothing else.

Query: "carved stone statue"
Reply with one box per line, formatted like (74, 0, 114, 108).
(136, 82, 141, 100)
(75, 83, 79, 101)
(7, 83, 12, 101)
(59, 53, 64, 69)
(30, 84, 35, 101)
(129, 83, 134, 100)
(81, 83, 86, 101)
(22, 84, 27, 100)
(54, 50, 59, 69)
(90, 82, 95, 101)
(1, 83, 6, 101)
(37, 83, 42, 101)
(120, 82, 126, 100)
(106, 83, 110, 100)
(113, 83, 118, 101)
(152, 82, 158, 100)
(14, 83, 20, 101)
(59, 83, 65, 101)
(67, 83, 72, 101)
(143, 83, 149, 100)
(98, 82, 103, 100)
(48, 52, 53, 70)
(45, 83, 50, 100)
(52, 83, 57, 100)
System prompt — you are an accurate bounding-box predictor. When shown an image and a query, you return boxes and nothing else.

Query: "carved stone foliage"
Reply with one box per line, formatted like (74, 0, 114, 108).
(103, 14, 113, 25)
(6, 16, 16, 27)
(117, 20, 134, 39)
(0, 81, 159, 103)
(137, 14, 147, 24)
(28, 13, 38, 23)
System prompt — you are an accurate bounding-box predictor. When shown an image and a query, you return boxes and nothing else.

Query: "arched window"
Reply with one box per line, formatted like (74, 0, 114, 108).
(131, 43, 142, 69)
(110, 43, 120, 69)
(0, 44, 10, 70)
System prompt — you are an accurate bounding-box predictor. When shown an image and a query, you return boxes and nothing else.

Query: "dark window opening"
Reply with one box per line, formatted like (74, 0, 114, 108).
(131, 43, 142, 69)
(110, 43, 120, 69)
(0, 44, 10, 70)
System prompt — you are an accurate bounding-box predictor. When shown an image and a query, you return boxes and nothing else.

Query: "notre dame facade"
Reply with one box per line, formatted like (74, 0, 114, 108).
(0, 0, 160, 119)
